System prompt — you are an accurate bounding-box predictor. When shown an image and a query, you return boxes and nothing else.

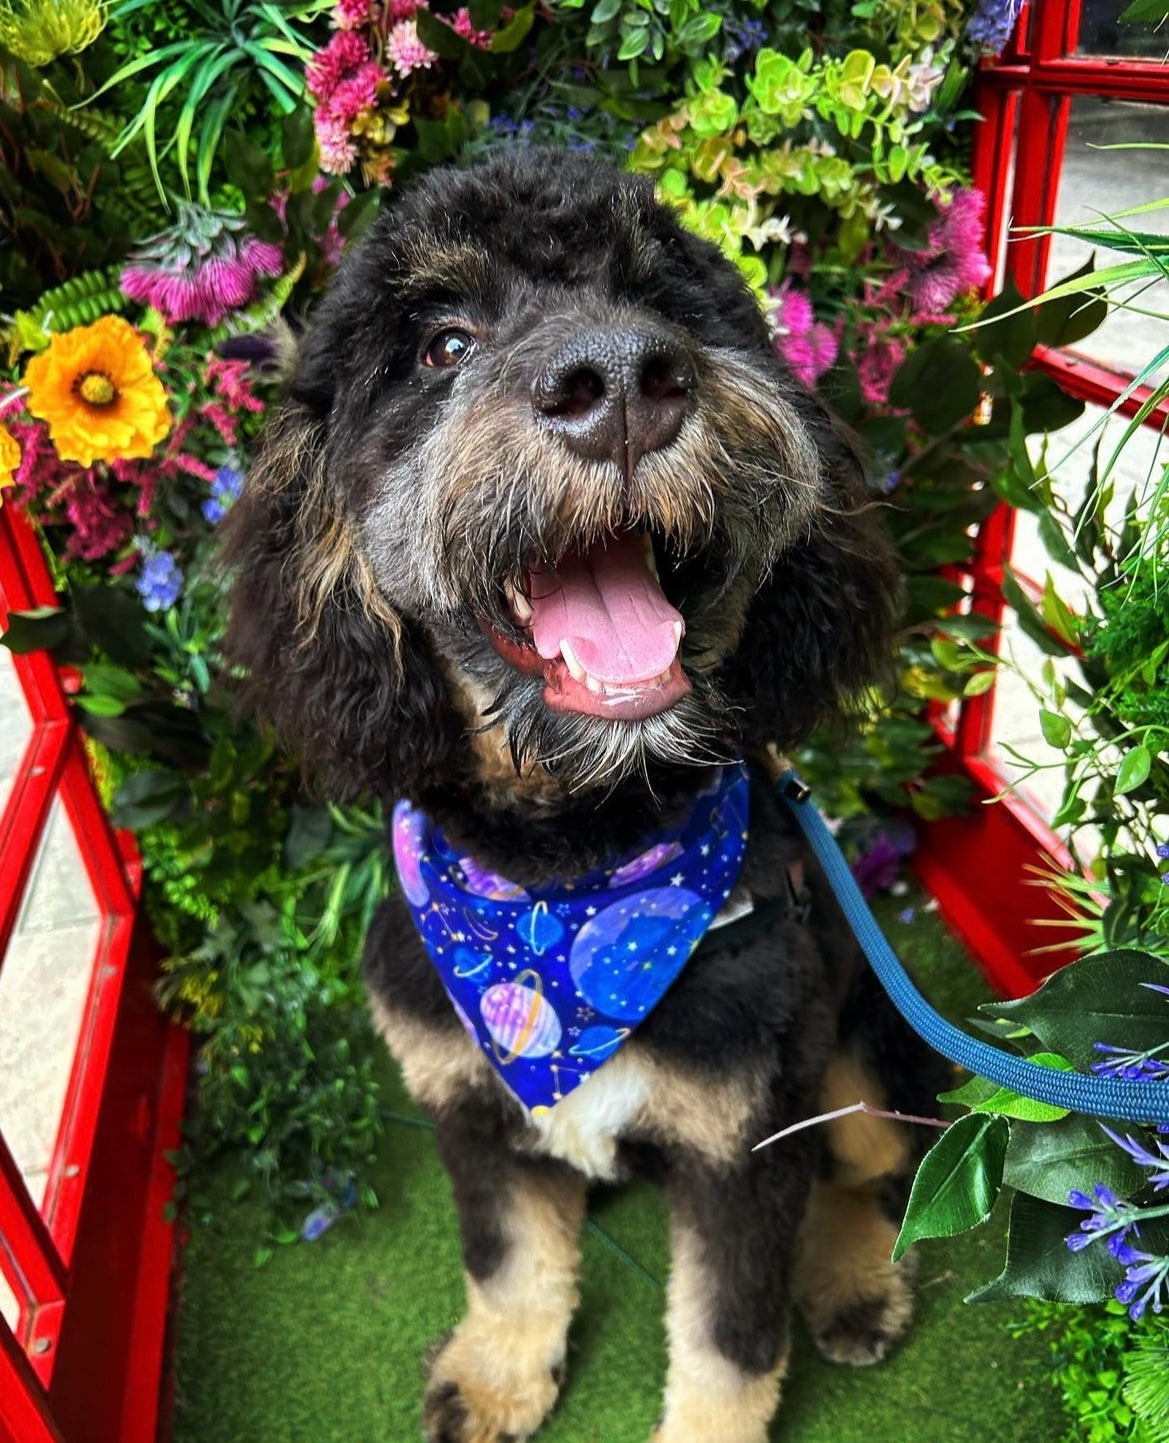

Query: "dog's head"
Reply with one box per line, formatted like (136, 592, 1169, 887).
(223, 149, 899, 804)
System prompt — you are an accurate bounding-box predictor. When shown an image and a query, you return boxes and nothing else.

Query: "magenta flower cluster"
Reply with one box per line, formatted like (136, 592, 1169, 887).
(774, 188, 991, 407)
(307, 0, 491, 177)
(120, 205, 283, 327)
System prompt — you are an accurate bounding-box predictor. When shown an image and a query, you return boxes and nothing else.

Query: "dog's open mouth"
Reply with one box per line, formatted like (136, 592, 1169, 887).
(480, 532, 691, 721)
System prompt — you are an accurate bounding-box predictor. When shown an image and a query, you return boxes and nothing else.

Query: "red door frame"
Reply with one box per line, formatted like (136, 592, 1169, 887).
(917, 0, 1169, 995)
(0, 504, 189, 1443)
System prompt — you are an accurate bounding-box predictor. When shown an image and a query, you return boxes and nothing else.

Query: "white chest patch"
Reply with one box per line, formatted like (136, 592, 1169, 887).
(524, 1049, 652, 1180)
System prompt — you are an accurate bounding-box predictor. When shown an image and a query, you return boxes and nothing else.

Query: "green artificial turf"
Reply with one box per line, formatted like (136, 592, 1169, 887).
(170, 900, 1063, 1443)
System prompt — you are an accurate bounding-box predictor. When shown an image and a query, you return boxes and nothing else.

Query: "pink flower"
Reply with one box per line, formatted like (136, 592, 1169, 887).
(904, 189, 992, 316)
(120, 205, 284, 327)
(327, 61, 382, 126)
(771, 284, 839, 390)
(315, 107, 358, 174)
(204, 357, 264, 414)
(385, 18, 436, 75)
(858, 336, 906, 405)
(334, 0, 372, 27)
(387, 0, 419, 19)
(306, 29, 370, 101)
(452, 7, 492, 45)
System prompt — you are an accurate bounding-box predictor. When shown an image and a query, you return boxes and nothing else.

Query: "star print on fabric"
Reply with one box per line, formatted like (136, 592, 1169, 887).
(390, 765, 750, 1111)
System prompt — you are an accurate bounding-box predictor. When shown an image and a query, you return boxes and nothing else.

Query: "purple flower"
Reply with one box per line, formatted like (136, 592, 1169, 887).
(1115, 1249, 1169, 1321)
(1091, 1042, 1169, 1082)
(1155, 843, 1169, 859)
(904, 190, 992, 316)
(723, 16, 766, 61)
(136, 550, 183, 612)
(301, 1203, 340, 1241)
(1101, 1125, 1169, 1192)
(966, 0, 1025, 55)
(202, 464, 244, 524)
(1065, 1181, 1140, 1254)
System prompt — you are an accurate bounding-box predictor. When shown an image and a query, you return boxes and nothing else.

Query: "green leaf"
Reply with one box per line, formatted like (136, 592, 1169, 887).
(490, 3, 535, 51)
(281, 103, 315, 170)
(969, 1053, 1075, 1122)
(591, 0, 621, 21)
(980, 948, 1169, 1069)
(975, 283, 1037, 368)
(1, 607, 69, 655)
(967, 1192, 1117, 1305)
(1115, 745, 1151, 795)
(224, 130, 275, 199)
(338, 187, 381, 241)
(1001, 568, 1066, 656)
(71, 582, 155, 666)
(963, 669, 995, 697)
(1039, 709, 1072, 749)
(415, 7, 470, 57)
(1002, 1111, 1145, 1207)
(892, 1113, 1007, 1262)
(888, 336, 982, 434)
(1034, 257, 1107, 348)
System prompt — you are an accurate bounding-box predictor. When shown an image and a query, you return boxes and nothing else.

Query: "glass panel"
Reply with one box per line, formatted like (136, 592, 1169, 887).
(0, 646, 33, 820)
(0, 795, 102, 1211)
(989, 401, 1167, 831)
(1048, 96, 1169, 383)
(0, 1260, 25, 1339)
(1076, 0, 1169, 57)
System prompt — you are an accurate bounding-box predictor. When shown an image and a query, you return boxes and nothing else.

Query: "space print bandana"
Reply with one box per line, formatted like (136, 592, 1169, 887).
(392, 763, 750, 1113)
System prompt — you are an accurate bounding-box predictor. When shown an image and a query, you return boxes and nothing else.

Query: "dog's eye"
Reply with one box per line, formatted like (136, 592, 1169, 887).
(423, 328, 475, 369)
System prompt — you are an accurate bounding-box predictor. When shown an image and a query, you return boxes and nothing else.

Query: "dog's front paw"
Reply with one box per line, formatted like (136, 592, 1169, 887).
(802, 1265, 915, 1367)
(422, 1332, 563, 1443)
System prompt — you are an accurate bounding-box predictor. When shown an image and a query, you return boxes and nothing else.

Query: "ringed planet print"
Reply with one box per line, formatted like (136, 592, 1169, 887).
(391, 763, 749, 1110)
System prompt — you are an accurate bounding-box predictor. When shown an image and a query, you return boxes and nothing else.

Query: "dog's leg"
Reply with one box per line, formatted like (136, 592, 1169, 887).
(651, 1147, 815, 1443)
(793, 1043, 923, 1365)
(424, 1124, 586, 1443)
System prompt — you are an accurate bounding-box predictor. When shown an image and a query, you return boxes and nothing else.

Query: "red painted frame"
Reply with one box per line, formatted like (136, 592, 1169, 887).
(917, 0, 1169, 995)
(0, 505, 189, 1443)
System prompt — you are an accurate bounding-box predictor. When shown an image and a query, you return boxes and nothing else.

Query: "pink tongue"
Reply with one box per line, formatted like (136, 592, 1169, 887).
(528, 534, 684, 686)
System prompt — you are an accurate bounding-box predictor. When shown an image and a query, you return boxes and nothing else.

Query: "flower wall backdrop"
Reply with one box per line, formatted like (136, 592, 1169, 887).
(3, 1, 1167, 1414)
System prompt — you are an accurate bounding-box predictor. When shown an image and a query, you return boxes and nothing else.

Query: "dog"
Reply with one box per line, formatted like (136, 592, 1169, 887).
(222, 147, 947, 1443)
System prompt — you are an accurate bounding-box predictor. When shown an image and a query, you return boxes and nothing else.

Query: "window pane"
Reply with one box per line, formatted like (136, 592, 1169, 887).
(0, 648, 33, 820)
(1076, 0, 1169, 57)
(0, 795, 102, 1212)
(1048, 96, 1169, 383)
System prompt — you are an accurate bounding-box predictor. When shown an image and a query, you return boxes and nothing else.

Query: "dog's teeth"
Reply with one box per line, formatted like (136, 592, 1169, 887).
(673, 621, 684, 646)
(561, 640, 587, 683)
(642, 534, 660, 581)
(587, 675, 605, 694)
(505, 580, 533, 625)
(658, 669, 672, 685)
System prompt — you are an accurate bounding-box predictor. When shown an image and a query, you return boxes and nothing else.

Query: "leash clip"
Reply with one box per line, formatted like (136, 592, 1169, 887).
(782, 773, 811, 805)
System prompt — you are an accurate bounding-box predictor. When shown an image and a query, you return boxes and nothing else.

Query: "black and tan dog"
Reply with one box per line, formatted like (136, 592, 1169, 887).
(223, 148, 946, 1443)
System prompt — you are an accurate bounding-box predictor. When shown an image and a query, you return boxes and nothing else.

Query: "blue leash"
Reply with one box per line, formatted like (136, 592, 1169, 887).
(776, 769, 1169, 1126)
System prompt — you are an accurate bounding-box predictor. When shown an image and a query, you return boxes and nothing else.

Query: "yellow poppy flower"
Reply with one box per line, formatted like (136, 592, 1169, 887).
(23, 315, 171, 467)
(0, 422, 19, 503)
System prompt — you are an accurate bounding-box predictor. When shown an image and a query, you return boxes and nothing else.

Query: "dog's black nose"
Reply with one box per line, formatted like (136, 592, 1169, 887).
(532, 324, 693, 472)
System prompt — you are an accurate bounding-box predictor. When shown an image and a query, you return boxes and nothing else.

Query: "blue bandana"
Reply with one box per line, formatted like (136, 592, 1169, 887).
(392, 764, 750, 1113)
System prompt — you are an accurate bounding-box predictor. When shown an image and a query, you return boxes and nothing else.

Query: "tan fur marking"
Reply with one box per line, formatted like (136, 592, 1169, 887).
(426, 1172, 585, 1442)
(523, 1046, 759, 1179)
(395, 239, 493, 297)
(653, 1221, 787, 1443)
(820, 1050, 912, 1188)
(794, 1181, 916, 1367)
(438, 661, 565, 807)
(368, 996, 493, 1112)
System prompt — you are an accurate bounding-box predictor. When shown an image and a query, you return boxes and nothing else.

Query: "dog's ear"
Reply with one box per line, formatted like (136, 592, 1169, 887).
(719, 419, 902, 749)
(220, 342, 457, 803)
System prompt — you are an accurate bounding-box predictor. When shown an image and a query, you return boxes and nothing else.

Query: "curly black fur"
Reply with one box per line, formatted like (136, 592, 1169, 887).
(222, 149, 944, 1443)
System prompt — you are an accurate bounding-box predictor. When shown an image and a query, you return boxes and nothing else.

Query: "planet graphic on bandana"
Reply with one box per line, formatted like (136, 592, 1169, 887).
(451, 946, 493, 981)
(609, 841, 683, 889)
(392, 804, 430, 907)
(516, 901, 565, 955)
(458, 855, 530, 902)
(481, 971, 562, 1062)
(568, 1025, 629, 1062)
(570, 887, 710, 1021)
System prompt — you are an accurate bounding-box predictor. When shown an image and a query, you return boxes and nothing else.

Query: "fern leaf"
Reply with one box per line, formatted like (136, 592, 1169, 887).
(1124, 1328, 1169, 1442)
(28, 266, 127, 333)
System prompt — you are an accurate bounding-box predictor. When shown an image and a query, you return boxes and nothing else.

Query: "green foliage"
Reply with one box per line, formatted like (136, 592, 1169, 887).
(1016, 1301, 1169, 1443)
(92, 0, 323, 201)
